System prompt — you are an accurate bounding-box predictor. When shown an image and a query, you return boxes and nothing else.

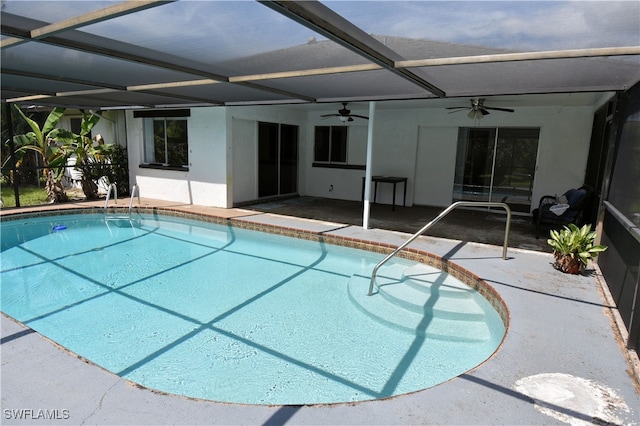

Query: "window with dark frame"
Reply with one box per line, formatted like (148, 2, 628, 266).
(314, 126, 348, 164)
(136, 109, 190, 170)
(143, 118, 189, 169)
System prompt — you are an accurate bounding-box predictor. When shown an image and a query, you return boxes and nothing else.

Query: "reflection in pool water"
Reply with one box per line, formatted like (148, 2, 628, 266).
(0, 213, 505, 405)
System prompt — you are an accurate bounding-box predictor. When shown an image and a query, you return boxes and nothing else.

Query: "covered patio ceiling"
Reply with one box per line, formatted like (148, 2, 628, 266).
(1, 0, 639, 111)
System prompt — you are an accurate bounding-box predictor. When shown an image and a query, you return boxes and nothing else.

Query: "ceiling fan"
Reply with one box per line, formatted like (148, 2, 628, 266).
(321, 102, 368, 123)
(446, 98, 514, 119)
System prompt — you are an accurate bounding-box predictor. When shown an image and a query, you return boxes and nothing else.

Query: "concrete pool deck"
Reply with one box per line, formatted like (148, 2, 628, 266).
(1, 198, 639, 425)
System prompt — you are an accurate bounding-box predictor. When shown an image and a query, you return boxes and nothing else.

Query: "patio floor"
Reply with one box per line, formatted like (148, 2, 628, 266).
(1, 197, 639, 425)
(243, 197, 551, 252)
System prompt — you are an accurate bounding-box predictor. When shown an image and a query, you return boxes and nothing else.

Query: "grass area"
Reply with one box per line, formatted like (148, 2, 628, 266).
(1, 183, 89, 208)
(1, 185, 50, 207)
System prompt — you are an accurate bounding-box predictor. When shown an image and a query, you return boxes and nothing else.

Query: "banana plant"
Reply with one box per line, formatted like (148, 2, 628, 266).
(66, 111, 114, 199)
(5, 105, 75, 203)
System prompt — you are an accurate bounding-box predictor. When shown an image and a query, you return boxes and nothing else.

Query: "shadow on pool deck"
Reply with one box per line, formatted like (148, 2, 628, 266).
(243, 197, 552, 252)
(1, 197, 638, 425)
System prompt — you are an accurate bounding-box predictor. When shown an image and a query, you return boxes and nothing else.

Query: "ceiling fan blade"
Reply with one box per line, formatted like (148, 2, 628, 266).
(480, 108, 490, 116)
(446, 106, 468, 110)
(321, 113, 339, 117)
(350, 114, 369, 120)
(485, 106, 514, 113)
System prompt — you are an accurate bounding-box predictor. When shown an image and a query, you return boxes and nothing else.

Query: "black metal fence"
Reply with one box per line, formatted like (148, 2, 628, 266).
(1, 162, 129, 208)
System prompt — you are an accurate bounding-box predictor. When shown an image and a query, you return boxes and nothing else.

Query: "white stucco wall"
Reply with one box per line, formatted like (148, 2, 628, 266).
(126, 107, 228, 207)
(123, 100, 595, 213)
(58, 110, 122, 146)
(227, 105, 308, 205)
(532, 106, 594, 201)
(303, 118, 369, 201)
(91, 111, 124, 147)
(306, 103, 595, 212)
(416, 104, 594, 210)
(370, 109, 421, 206)
(230, 117, 257, 204)
(415, 126, 459, 207)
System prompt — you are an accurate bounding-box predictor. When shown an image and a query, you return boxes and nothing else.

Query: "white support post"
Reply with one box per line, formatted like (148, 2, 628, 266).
(363, 101, 376, 229)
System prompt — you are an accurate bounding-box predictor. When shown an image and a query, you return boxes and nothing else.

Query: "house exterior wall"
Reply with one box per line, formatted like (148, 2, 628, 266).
(303, 120, 369, 201)
(126, 108, 228, 207)
(415, 126, 459, 207)
(227, 105, 308, 205)
(124, 102, 595, 212)
(230, 117, 257, 205)
(58, 110, 123, 146)
(306, 104, 595, 211)
(126, 105, 308, 207)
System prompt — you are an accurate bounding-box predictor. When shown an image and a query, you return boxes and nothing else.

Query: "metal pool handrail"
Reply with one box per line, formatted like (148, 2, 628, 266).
(104, 183, 117, 209)
(129, 184, 140, 213)
(367, 201, 512, 296)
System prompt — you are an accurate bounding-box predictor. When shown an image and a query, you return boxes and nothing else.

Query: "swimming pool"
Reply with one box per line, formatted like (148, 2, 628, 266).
(0, 211, 506, 405)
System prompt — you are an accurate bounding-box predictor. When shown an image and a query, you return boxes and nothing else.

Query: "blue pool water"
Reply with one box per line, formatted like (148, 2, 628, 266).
(1, 213, 505, 405)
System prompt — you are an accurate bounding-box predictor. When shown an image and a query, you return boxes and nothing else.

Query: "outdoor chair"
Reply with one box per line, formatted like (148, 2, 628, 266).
(532, 185, 592, 239)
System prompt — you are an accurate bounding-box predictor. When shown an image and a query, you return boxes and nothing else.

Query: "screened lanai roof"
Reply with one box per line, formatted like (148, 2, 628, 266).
(1, 0, 639, 110)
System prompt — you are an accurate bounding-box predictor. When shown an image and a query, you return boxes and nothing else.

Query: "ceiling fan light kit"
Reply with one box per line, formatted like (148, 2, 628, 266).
(322, 102, 368, 123)
(447, 98, 514, 119)
(321, 99, 512, 123)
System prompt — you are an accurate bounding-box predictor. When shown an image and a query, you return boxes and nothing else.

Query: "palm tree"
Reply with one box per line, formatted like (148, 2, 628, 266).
(7, 105, 75, 203)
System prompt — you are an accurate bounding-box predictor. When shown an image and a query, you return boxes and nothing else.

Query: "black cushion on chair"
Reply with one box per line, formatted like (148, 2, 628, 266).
(562, 188, 587, 221)
(566, 188, 586, 205)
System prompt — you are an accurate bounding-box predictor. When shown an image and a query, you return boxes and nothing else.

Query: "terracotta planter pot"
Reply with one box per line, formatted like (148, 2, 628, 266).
(553, 253, 585, 274)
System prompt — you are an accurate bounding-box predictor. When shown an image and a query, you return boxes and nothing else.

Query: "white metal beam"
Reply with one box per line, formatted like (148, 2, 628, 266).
(396, 46, 640, 68)
(230, 64, 381, 83)
(30, 1, 175, 39)
(1, 1, 174, 50)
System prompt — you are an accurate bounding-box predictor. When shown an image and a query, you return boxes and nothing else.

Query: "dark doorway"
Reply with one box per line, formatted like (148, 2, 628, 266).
(258, 122, 298, 198)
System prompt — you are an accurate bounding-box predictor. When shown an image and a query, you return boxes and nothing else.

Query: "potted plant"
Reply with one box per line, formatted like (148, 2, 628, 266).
(547, 223, 608, 274)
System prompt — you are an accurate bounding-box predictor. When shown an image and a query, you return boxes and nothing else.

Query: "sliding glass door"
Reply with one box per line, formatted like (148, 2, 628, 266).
(258, 122, 298, 198)
(454, 127, 539, 212)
